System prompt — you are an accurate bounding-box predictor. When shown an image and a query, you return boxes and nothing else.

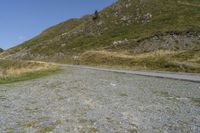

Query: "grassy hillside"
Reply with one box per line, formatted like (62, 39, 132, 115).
(0, 60, 59, 84)
(1, 0, 200, 73)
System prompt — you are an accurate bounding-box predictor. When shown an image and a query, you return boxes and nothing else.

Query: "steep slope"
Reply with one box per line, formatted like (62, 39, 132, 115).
(1, 0, 200, 72)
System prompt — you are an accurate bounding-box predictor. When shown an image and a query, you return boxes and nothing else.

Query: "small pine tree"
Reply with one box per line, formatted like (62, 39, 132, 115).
(0, 48, 3, 53)
(92, 10, 99, 21)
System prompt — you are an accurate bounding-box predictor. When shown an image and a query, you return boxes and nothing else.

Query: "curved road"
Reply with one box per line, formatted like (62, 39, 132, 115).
(0, 65, 200, 133)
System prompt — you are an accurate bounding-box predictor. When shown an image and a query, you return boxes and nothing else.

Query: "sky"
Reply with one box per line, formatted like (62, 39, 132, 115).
(0, 0, 116, 49)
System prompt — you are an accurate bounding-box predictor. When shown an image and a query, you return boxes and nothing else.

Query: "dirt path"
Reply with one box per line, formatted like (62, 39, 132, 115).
(0, 66, 200, 133)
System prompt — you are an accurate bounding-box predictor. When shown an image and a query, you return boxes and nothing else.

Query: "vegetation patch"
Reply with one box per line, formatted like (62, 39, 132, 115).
(190, 98, 200, 106)
(119, 92, 128, 97)
(17, 118, 61, 133)
(0, 59, 60, 84)
(128, 128, 138, 133)
(79, 50, 200, 73)
(88, 127, 98, 133)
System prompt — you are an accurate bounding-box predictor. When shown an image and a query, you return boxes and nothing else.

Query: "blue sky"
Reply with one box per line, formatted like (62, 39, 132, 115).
(0, 0, 116, 49)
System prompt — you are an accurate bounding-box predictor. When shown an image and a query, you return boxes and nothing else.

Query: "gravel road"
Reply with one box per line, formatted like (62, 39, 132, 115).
(61, 64, 200, 83)
(0, 66, 200, 133)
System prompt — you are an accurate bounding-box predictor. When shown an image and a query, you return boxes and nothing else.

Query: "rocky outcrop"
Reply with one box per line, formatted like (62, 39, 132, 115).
(133, 32, 200, 53)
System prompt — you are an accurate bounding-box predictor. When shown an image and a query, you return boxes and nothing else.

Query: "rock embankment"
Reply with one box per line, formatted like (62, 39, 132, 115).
(133, 32, 200, 53)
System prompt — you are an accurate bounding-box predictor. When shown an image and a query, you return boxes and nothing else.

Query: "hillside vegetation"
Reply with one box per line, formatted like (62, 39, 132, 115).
(1, 0, 200, 73)
(0, 60, 59, 84)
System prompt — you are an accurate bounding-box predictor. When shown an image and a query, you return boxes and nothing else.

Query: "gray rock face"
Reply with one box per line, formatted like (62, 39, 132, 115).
(134, 32, 200, 53)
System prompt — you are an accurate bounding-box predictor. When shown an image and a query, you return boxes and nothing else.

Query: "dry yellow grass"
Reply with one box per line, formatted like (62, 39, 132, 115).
(80, 50, 200, 73)
(82, 50, 177, 60)
(0, 59, 59, 83)
(4, 64, 54, 76)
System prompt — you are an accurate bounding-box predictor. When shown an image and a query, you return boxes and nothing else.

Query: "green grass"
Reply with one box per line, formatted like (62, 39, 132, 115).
(119, 92, 128, 97)
(191, 98, 200, 106)
(0, 59, 61, 84)
(0, 68, 61, 84)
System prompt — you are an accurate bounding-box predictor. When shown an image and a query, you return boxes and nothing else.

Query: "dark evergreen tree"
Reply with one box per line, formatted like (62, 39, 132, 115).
(0, 48, 3, 53)
(92, 10, 99, 21)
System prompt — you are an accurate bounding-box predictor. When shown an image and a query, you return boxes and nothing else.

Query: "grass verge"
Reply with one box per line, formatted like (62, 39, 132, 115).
(0, 59, 61, 84)
(77, 50, 200, 73)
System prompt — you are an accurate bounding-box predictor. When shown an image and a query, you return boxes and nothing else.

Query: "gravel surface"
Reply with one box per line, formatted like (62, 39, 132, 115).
(0, 66, 200, 133)
(61, 64, 200, 83)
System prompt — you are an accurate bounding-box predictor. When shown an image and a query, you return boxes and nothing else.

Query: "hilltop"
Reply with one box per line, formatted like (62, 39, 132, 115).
(1, 0, 200, 73)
